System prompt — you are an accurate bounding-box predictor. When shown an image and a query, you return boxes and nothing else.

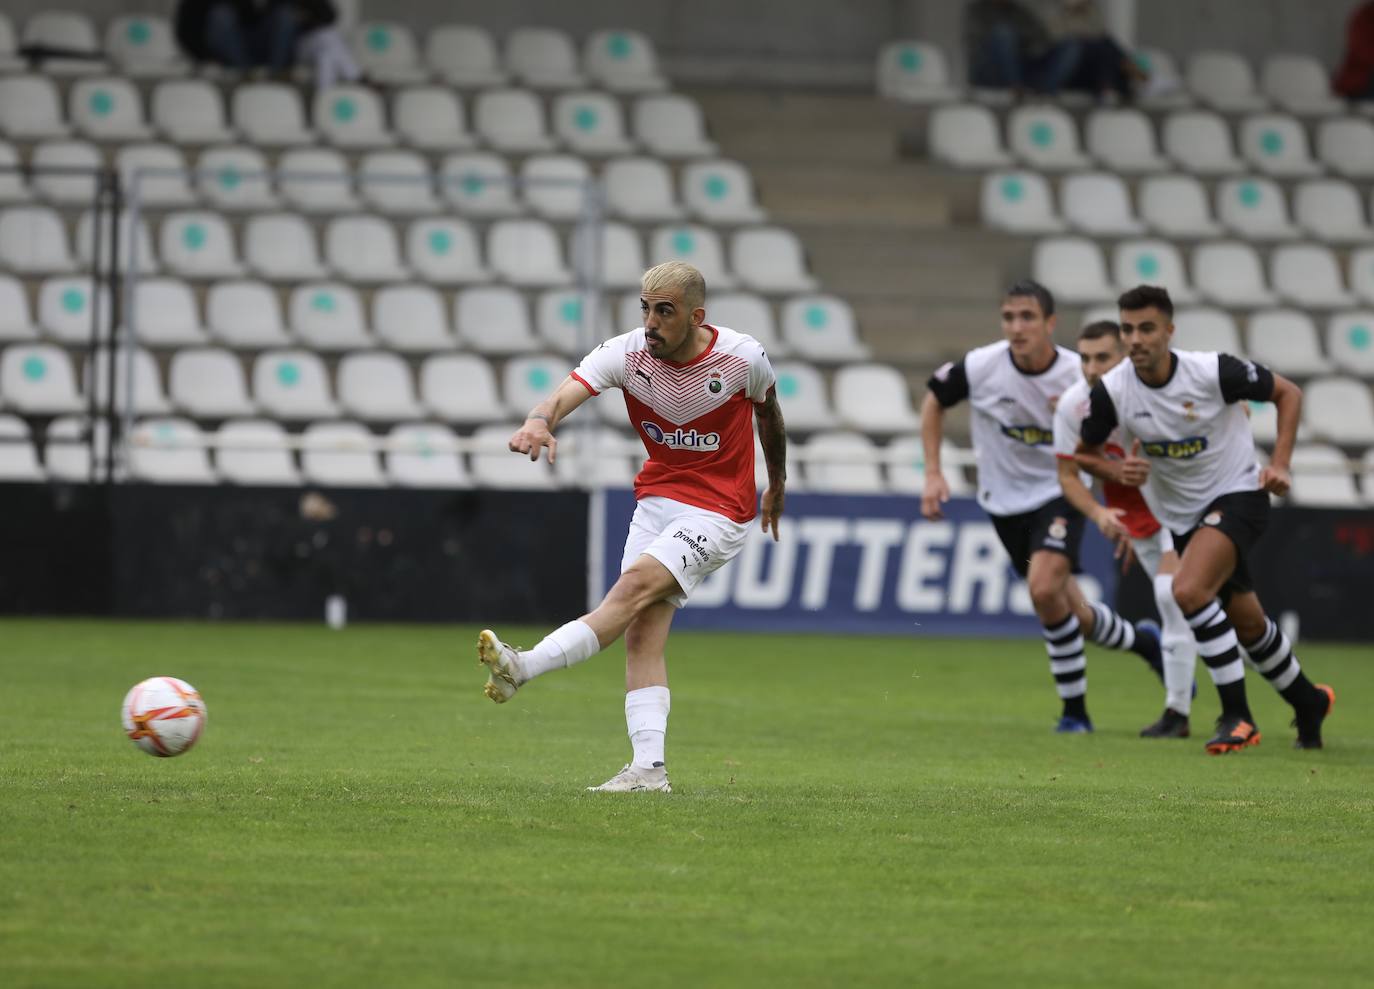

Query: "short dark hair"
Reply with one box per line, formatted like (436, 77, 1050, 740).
(1003, 279, 1055, 318)
(1117, 284, 1174, 319)
(1079, 320, 1121, 342)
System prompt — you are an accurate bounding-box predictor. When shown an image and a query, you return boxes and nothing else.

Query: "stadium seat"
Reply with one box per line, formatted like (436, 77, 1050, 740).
(351, 22, 427, 85)
(553, 91, 635, 154)
(115, 143, 196, 207)
(0, 207, 78, 274)
(1260, 54, 1344, 116)
(106, 15, 186, 77)
(0, 75, 70, 139)
(404, 217, 488, 285)
(506, 27, 585, 89)
(0, 141, 28, 204)
(287, 282, 375, 350)
(802, 430, 886, 492)
(707, 292, 783, 356)
(70, 77, 152, 140)
(1008, 105, 1091, 170)
(373, 284, 454, 352)
(753, 433, 802, 492)
(0, 414, 44, 480)
(425, 25, 507, 88)
(930, 103, 1013, 169)
(196, 146, 278, 211)
(392, 86, 475, 151)
(244, 213, 329, 281)
(885, 436, 974, 495)
(45, 416, 110, 482)
(1134, 47, 1191, 109)
(1084, 109, 1170, 173)
(386, 422, 469, 488)
(324, 215, 410, 283)
(0, 344, 82, 413)
(780, 295, 868, 362)
(649, 225, 735, 289)
(503, 354, 568, 419)
(420, 353, 507, 423)
(534, 288, 601, 354)
(1352, 248, 1374, 306)
(1161, 111, 1245, 174)
(252, 350, 339, 419)
(127, 278, 210, 347)
(358, 151, 440, 215)
(521, 154, 592, 221)
(1112, 241, 1198, 303)
(1303, 376, 1374, 444)
(1172, 308, 1243, 353)
(1325, 312, 1374, 376)
(337, 352, 424, 421)
(314, 85, 393, 149)
(1294, 179, 1374, 243)
(732, 228, 818, 294)
(552, 431, 640, 489)
(214, 419, 301, 485)
(75, 209, 158, 275)
(168, 348, 255, 418)
(151, 79, 235, 144)
(159, 211, 243, 278)
(455, 285, 540, 354)
(584, 29, 667, 93)
(1288, 444, 1359, 507)
(301, 421, 386, 487)
(469, 422, 555, 489)
(834, 364, 920, 433)
(632, 94, 719, 158)
(0, 274, 38, 341)
(438, 152, 521, 216)
(0, 15, 18, 72)
(1271, 244, 1355, 309)
(487, 219, 573, 287)
(21, 12, 105, 74)
(37, 276, 108, 343)
(1247, 310, 1332, 375)
(1239, 114, 1323, 176)
(772, 361, 836, 431)
(1138, 174, 1223, 238)
(603, 156, 684, 222)
(876, 40, 960, 104)
(31, 140, 101, 205)
(1216, 177, 1299, 240)
(126, 419, 216, 484)
(1249, 398, 1281, 445)
(474, 89, 556, 153)
(84, 347, 172, 415)
(1186, 51, 1268, 112)
(206, 280, 292, 349)
(592, 384, 632, 430)
(278, 148, 359, 213)
(682, 159, 766, 223)
(1315, 117, 1374, 179)
(1061, 172, 1144, 236)
(980, 171, 1062, 233)
(232, 84, 316, 147)
(571, 221, 646, 290)
(1032, 238, 1115, 304)
(1193, 242, 1277, 307)
(616, 291, 646, 334)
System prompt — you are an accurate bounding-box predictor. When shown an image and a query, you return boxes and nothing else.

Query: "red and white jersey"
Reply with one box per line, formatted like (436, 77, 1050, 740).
(572, 325, 776, 523)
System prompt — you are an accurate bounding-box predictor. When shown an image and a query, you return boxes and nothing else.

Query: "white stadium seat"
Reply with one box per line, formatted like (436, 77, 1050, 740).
(22, 12, 105, 75)
(592, 384, 632, 431)
(506, 27, 585, 90)
(1032, 238, 1115, 304)
(1271, 244, 1355, 309)
(128, 277, 209, 346)
(324, 215, 410, 284)
(337, 351, 423, 421)
(572, 221, 646, 290)
(206, 280, 292, 349)
(1135, 48, 1191, 109)
(929, 104, 1011, 168)
(115, 143, 196, 206)
(252, 350, 338, 420)
(196, 145, 278, 211)
(1186, 51, 1268, 112)
(772, 361, 836, 431)
(780, 295, 868, 362)
(0, 274, 38, 340)
(1193, 242, 1277, 307)
(535, 288, 601, 355)
(421, 354, 507, 423)
(1316, 117, 1374, 179)
(85, 347, 172, 415)
(584, 29, 668, 93)
(1303, 377, 1374, 444)
(160, 211, 243, 279)
(214, 419, 301, 485)
(708, 292, 784, 358)
(521, 154, 592, 221)
(358, 150, 439, 215)
(37, 276, 107, 343)
(0, 207, 78, 274)
(802, 431, 886, 493)
(1062, 172, 1144, 236)
(1162, 111, 1246, 174)
(46, 416, 109, 482)
(603, 156, 684, 222)
(152, 79, 235, 144)
(76, 209, 158, 275)
(288, 283, 375, 350)
(552, 431, 641, 489)
(0, 14, 18, 72)
(0, 343, 83, 413)
(1112, 241, 1198, 303)
(351, 22, 427, 85)
(633, 94, 718, 158)
(1353, 249, 1374, 306)
(70, 77, 152, 140)
(885, 437, 974, 496)
(455, 285, 540, 355)
(834, 364, 920, 433)
(1260, 55, 1344, 116)
(439, 152, 521, 217)
(425, 25, 507, 88)
(0, 414, 44, 480)
(127, 419, 216, 484)
(1288, 445, 1359, 507)
(31, 140, 101, 205)
(1216, 177, 1299, 240)
(1247, 310, 1332, 375)
(301, 421, 386, 487)
(0, 140, 29, 204)
(1325, 312, 1374, 376)
(278, 147, 359, 213)
(232, 83, 316, 147)
(731, 228, 818, 294)
(646, 226, 734, 292)
(876, 40, 960, 104)
(682, 159, 766, 224)
(1084, 109, 1170, 173)
(314, 85, 393, 149)
(0, 75, 70, 139)
(553, 91, 635, 154)
(474, 89, 556, 153)
(169, 348, 255, 418)
(373, 284, 455, 352)
(244, 213, 328, 281)
(1294, 179, 1374, 243)
(469, 423, 554, 489)
(392, 86, 475, 151)
(486, 219, 572, 287)
(405, 217, 488, 285)
(1008, 105, 1091, 170)
(386, 423, 469, 488)
(106, 15, 186, 78)
(1172, 308, 1243, 354)
(1138, 174, 1223, 238)
(981, 171, 1063, 233)
(503, 354, 572, 418)
(1239, 114, 1323, 177)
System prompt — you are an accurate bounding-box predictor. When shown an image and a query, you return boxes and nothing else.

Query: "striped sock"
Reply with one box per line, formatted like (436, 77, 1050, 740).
(1043, 614, 1087, 717)
(1087, 600, 1137, 653)
(1183, 599, 1252, 720)
(1243, 617, 1321, 709)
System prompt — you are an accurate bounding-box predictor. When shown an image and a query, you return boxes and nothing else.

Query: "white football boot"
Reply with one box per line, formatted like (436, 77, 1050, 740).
(477, 629, 526, 703)
(586, 763, 672, 793)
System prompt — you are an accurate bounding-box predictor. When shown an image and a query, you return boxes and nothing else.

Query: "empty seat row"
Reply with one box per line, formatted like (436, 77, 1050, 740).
(931, 103, 1374, 178)
(1034, 237, 1374, 311)
(0, 74, 712, 155)
(985, 171, 1374, 242)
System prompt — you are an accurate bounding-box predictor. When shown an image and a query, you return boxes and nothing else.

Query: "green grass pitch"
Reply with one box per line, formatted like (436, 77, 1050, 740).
(2, 619, 1371, 988)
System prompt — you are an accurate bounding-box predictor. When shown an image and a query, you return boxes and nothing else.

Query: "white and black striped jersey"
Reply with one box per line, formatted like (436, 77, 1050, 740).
(927, 340, 1082, 516)
(1081, 350, 1270, 533)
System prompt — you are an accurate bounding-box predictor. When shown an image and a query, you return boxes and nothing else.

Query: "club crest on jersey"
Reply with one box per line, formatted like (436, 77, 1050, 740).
(704, 370, 724, 395)
(1142, 436, 1208, 459)
(641, 420, 720, 451)
(1182, 400, 1198, 422)
(1000, 424, 1053, 446)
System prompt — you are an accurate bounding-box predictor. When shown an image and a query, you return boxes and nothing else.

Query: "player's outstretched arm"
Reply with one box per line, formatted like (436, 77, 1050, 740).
(754, 385, 786, 542)
(1058, 455, 1129, 559)
(919, 392, 950, 520)
(1259, 373, 1302, 496)
(508, 375, 594, 464)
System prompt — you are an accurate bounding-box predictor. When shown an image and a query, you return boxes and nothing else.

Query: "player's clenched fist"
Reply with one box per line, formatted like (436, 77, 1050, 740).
(1257, 464, 1291, 497)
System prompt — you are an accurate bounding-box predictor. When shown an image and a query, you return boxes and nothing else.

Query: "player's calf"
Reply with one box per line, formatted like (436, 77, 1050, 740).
(1241, 616, 1336, 748)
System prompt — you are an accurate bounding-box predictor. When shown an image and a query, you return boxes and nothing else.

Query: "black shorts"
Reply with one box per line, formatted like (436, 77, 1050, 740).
(990, 496, 1084, 578)
(1171, 490, 1270, 601)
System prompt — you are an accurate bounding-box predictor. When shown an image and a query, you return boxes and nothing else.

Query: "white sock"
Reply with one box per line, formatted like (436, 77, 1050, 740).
(1153, 574, 1196, 715)
(519, 619, 601, 681)
(625, 685, 670, 769)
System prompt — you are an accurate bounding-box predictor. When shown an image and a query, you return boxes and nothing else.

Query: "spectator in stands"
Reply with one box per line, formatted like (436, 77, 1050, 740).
(1049, 0, 1145, 102)
(1334, 1, 1374, 99)
(174, 0, 299, 75)
(288, 0, 363, 89)
(963, 0, 1083, 97)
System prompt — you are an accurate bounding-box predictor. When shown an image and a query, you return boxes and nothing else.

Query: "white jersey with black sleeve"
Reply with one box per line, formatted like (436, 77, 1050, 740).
(926, 340, 1083, 516)
(1080, 350, 1266, 534)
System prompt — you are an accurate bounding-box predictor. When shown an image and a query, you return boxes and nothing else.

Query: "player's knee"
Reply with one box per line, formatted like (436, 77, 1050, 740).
(614, 568, 669, 613)
(1171, 574, 1211, 616)
(1027, 573, 1062, 613)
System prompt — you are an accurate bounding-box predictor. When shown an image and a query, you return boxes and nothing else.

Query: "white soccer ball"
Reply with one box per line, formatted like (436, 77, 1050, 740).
(121, 677, 207, 757)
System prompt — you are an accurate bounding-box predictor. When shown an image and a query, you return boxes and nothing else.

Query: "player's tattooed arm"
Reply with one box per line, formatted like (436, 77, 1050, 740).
(508, 375, 594, 463)
(754, 385, 786, 541)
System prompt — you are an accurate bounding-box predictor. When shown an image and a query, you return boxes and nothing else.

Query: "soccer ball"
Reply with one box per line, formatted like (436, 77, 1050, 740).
(121, 677, 207, 757)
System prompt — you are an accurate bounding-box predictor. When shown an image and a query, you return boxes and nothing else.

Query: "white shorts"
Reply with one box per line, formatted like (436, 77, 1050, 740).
(621, 496, 750, 608)
(1131, 526, 1175, 578)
